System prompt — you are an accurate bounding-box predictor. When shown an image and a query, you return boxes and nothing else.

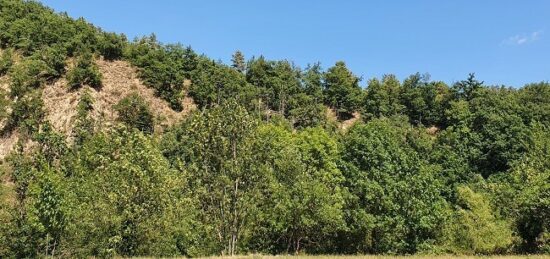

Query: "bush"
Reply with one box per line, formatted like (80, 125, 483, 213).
(99, 32, 126, 60)
(66, 52, 101, 89)
(125, 38, 196, 111)
(0, 48, 14, 76)
(7, 90, 45, 135)
(32, 45, 67, 79)
(114, 93, 154, 134)
(9, 58, 53, 98)
(73, 89, 95, 146)
(438, 186, 513, 254)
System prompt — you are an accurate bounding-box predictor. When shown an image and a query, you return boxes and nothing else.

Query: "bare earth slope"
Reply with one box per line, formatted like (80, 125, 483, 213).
(43, 58, 196, 137)
(1, 58, 196, 160)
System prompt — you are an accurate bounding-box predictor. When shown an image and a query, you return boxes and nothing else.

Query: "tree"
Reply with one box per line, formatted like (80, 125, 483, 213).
(231, 50, 246, 73)
(246, 57, 302, 115)
(73, 89, 95, 146)
(189, 59, 255, 109)
(67, 129, 195, 257)
(161, 101, 266, 255)
(99, 32, 126, 60)
(114, 93, 154, 134)
(363, 74, 403, 119)
(27, 166, 67, 257)
(288, 93, 327, 129)
(0, 48, 14, 76)
(9, 58, 53, 98)
(340, 119, 449, 254)
(490, 124, 550, 253)
(400, 73, 451, 126)
(66, 52, 102, 89)
(452, 73, 483, 101)
(251, 125, 345, 254)
(323, 61, 362, 118)
(302, 62, 324, 102)
(438, 186, 513, 254)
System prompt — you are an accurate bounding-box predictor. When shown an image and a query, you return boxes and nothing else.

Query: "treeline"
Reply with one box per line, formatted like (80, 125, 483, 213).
(0, 0, 549, 257)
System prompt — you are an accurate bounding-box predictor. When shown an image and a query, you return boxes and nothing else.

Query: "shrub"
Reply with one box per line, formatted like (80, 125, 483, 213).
(99, 32, 126, 60)
(32, 45, 67, 79)
(9, 58, 52, 98)
(438, 186, 513, 254)
(7, 90, 45, 135)
(114, 93, 154, 134)
(66, 52, 101, 89)
(125, 38, 197, 111)
(0, 48, 14, 76)
(73, 89, 95, 146)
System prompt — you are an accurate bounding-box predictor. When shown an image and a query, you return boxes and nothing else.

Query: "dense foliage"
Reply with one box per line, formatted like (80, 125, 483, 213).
(0, 0, 549, 257)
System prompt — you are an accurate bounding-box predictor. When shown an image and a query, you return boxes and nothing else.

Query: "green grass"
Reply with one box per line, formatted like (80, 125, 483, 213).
(130, 255, 550, 259)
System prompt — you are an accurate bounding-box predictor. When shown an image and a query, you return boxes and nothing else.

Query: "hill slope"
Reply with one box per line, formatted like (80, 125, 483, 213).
(0, 56, 196, 159)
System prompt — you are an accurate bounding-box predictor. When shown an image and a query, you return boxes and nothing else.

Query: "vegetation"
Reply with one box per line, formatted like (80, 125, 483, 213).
(66, 51, 102, 89)
(0, 0, 549, 257)
(114, 93, 154, 134)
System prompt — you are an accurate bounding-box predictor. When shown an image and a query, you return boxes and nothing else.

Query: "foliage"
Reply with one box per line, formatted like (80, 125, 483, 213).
(99, 32, 126, 60)
(399, 73, 451, 126)
(6, 90, 45, 135)
(66, 52, 102, 89)
(114, 93, 154, 134)
(363, 74, 403, 119)
(323, 61, 363, 118)
(0, 48, 14, 76)
(231, 50, 246, 73)
(190, 58, 256, 109)
(72, 88, 95, 146)
(340, 119, 449, 254)
(125, 37, 196, 110)
(9, 58, 53, 98)
(438, 186, 513, 254)
(2, 0, 550, 257)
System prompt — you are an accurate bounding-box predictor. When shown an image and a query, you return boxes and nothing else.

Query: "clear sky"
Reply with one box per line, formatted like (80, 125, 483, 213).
(40, 0, 549, 87)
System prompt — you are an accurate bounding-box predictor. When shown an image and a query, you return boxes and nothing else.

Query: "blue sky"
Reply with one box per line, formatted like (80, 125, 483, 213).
(40, 0, 549, 87)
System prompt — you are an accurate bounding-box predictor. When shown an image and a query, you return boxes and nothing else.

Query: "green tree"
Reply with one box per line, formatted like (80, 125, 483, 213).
(231, 50, 246, 73)
(302, 62, 324, 102)
(490, 124, 550, 253)
(67, 129, 196, 257)
(363, 74, 403, 119)
(400, 73, 451, 126)
(9, 58, 53, 98)
(251, 125, 345, 254)
(340, 119, 449, 254)
(323, 61, 362, 118)
(73, 89, 95, 146)
(114, 93, 154, 134)
(66, 52, 102, 89)
(161, 101, 266, 255)
(99, 32, 126, 60)
(438, 186, 513, 254)
(27, 166, 67, 257)
(452, 73, 483, 101)
(0, 48, 14, 76)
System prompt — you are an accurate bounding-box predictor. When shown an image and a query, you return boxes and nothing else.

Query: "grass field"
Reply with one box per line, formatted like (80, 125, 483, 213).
(128, 255, 550, 259)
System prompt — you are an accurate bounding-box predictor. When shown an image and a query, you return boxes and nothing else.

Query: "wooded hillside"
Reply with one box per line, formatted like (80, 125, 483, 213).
(0, 0, 548, 257)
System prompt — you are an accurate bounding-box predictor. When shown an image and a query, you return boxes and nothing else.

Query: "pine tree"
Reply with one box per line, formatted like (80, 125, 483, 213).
(231, 50, 246, 73)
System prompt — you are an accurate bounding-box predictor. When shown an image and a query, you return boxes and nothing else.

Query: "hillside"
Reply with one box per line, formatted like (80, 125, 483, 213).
(0, 56, 196, 159)
(0, 0, 549, 258)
